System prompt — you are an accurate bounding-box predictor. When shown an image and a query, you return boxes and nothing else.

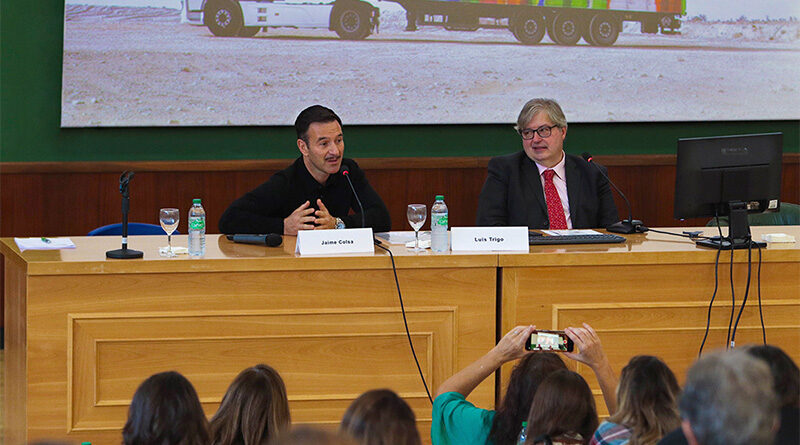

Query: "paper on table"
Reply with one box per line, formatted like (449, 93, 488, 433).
(541, 229, 602, 236)
(14, 237, 76, 252)
(375, 231, 431, 245)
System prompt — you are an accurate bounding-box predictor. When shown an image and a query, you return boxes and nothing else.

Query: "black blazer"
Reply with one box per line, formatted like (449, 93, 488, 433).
(475, 152, 618, 229)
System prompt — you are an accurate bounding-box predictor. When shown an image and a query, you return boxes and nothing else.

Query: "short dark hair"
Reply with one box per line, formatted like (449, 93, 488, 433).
(340, 389, 421, 445)
(123, 371, 210, 445)
(746, 344, 800, 407)
(295, 105, 342, 143)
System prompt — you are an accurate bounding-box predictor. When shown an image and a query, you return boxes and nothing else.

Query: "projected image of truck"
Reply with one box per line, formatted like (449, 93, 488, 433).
(531, 332, 568, 351)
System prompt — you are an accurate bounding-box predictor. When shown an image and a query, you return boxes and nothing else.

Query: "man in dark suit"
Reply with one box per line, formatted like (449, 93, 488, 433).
(476, 98, 618, 229)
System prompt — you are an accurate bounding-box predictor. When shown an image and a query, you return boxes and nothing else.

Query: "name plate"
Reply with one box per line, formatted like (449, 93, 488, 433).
(295, 228, 375, 255)
(451, 226, 529, 252)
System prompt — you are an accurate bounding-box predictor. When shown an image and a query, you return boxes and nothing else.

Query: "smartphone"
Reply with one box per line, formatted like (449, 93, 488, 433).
(525, 330, 574, 352)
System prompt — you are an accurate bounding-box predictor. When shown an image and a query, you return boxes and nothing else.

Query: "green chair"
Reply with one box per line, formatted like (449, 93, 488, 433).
(706, 202, 800, 226)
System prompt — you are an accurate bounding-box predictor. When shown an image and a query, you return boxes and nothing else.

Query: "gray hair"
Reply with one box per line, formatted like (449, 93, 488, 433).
(515, 98, 567, 132)
(679, 350, 778, 445)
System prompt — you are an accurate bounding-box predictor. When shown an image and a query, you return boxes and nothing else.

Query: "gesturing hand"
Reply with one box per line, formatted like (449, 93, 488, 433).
(314, 199, 336, 230)
(283, 201, 316, 235)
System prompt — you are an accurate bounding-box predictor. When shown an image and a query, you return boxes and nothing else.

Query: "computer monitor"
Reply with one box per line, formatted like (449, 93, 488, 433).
(674, 132, 782, 249)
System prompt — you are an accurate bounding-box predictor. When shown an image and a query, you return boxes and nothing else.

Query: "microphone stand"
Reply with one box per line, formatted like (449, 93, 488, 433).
(583, 153, 646, 234)
(106, 171, 143, 259)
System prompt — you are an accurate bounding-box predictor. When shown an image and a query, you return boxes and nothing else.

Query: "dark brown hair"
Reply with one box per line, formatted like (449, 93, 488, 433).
(488, 353, 568, 445)
(746, 344, 800, 407)
(210, 364, 291, 445)
(524, 370, 598, 445)
(608, 355, 681, 445)
(339, 389, 421, 445)
(269, 426, 356, 445)
(122, 371, 210, 445)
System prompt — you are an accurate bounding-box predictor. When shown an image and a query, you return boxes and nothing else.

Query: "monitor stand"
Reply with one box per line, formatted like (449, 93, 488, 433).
(696, 201, 766, 250)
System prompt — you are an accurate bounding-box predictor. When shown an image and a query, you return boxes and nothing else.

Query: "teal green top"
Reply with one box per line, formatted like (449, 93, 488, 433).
(431, 391, 496, 445)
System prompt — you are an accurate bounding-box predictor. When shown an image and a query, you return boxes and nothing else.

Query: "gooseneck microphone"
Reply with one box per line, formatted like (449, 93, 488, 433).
(227, 234, 282, 247)
(581, 152, 647, 234)
(342, 169, 366, 229)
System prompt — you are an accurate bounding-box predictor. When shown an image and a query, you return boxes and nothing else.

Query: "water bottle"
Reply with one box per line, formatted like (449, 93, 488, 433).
(188, 198, 206, 257)
(518, 421, 528, 445)
(431, 195, 449, 252)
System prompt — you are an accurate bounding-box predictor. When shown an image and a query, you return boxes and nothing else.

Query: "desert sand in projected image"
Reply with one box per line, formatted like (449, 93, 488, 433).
(61, 6, 800, 126)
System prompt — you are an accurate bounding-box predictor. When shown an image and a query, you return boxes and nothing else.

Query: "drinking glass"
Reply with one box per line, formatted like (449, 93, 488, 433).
(407, 204, 427, 251)
(159, 208, 180, 257)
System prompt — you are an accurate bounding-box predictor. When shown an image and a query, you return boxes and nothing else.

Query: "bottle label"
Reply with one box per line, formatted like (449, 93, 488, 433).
(433, 214, 448, 227)
(189, 217, 205, 230)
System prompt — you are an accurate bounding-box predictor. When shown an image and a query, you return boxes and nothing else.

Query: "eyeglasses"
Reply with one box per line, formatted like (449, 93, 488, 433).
(519, 125, 559, 140)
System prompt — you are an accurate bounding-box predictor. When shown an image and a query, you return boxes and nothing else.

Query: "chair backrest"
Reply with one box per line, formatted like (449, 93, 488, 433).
(88, 223, 178, 236)
(706, 202, 800, 227)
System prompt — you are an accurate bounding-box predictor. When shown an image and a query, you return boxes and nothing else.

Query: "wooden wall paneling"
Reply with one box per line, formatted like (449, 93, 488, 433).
(11, 251, 497, 443)
(500, 256, 800, 418)
(4, 257, 27, 444)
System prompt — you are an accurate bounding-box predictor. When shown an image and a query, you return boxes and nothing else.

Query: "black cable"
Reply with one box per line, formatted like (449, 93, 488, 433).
(725, 244, 735, 349)
(698, 214, 725, 358)
(698, 246, 722, 358)
(730, 240, 754, 347)
(645, 227, 712, 240)
(756, 243, 766, 344)
(374, 242, 433, 404)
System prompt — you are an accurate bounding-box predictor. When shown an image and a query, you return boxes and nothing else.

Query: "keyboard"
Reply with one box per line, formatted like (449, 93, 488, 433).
(529, 233, 626, 245)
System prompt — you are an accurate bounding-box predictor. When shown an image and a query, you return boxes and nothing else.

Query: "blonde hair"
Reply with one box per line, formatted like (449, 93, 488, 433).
(608, 356, 681, 445)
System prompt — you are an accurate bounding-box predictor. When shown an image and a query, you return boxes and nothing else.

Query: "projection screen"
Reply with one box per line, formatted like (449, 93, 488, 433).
(61, 0, 800, 126)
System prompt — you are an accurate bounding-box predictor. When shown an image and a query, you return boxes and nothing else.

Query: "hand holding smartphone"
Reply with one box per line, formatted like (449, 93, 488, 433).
(525, 330, 574, 352)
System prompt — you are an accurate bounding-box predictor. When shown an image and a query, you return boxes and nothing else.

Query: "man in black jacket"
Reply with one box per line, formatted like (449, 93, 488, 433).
(219, 105, 391, 235)
(476, 98, 618, 229)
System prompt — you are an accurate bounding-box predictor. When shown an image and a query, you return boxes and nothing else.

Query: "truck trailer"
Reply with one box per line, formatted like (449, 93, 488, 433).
(183, 0, 684, 46)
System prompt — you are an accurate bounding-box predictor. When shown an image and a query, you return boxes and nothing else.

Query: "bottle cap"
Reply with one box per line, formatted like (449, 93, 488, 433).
(435, 195, 444, 200)
(522, 421, 527, 427)
(193, 198, 201, 204)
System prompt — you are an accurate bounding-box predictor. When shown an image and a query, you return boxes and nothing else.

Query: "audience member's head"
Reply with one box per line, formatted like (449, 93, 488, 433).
(679, 350, 778, 445)
(210, 364, 291, 445)
(489, 352, 568, 445)
(745, 344, 800, 408)
(269, 426, 356, 445)
(122, 370, 210, 445)
(339, 389, 421, 445)
(525, 369, 598, 445)
(608, 355, 681, 444)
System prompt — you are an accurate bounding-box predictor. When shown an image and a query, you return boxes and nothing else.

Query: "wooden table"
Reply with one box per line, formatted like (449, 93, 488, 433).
(499, 226, 800, 415)
(4, 227, 800, 443)
(2, 235, 498, 444)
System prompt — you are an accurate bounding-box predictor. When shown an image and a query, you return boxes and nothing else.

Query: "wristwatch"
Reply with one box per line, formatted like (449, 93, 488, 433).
(335, 217, 345, 230)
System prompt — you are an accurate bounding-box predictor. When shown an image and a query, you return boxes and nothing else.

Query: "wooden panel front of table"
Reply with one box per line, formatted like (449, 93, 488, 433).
(499, 226, 800, 416)
(2, 235, 497, 444)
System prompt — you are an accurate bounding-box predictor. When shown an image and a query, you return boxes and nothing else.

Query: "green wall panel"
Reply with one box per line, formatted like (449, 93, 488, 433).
(1, 1, 798, 163)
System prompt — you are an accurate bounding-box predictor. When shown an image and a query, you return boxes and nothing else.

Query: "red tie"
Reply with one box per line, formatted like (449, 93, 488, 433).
(543, 169, 567, 230)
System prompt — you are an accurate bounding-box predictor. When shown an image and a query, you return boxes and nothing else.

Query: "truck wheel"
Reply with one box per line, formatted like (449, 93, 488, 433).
(238, 26, 261, 37)
(587, 14, 619, 46)
(204, 0, 243, 37)
(547, 13, 581, 45)
(510, 13, 546, 45)
(332, 4, 372, 40)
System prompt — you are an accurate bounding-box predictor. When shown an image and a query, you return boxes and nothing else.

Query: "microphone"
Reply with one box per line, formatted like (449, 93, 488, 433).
(106, 170, 143, 259)
(227, 234, 282, 247)
(342, 169, 366, 229)
(581, 152, 647, 234)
